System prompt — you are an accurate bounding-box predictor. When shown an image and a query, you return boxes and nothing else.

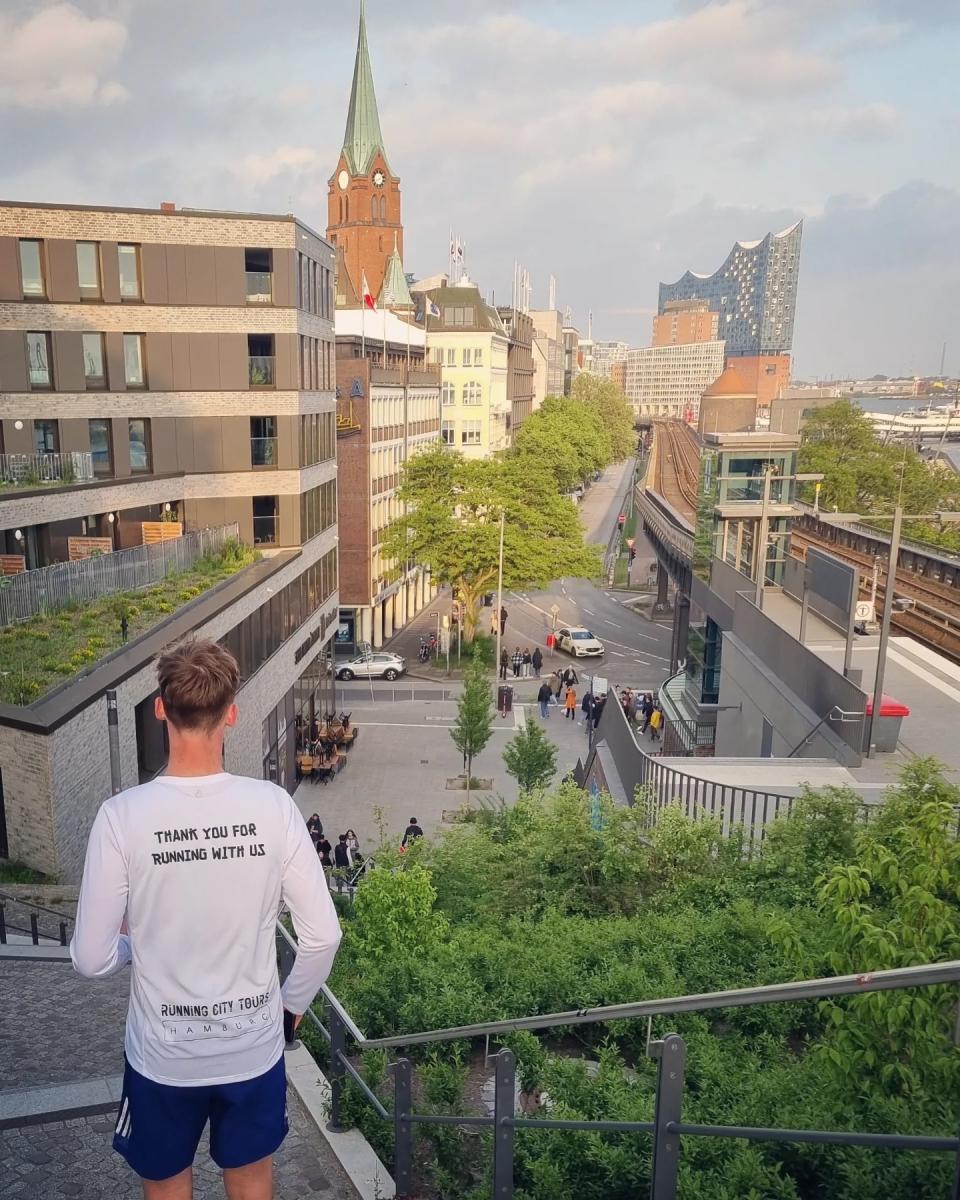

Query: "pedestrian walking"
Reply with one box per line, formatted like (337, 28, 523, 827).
(552, 670, 563, 700)
(564, 685, 578, 720)
(490, 609, 498, 637)
(306, 812, 323, 843)
(522, 648, 532, 678)
(532, 647, 543, 678)
(500, 606, 508, 636)
(401, 817, 424, 848)
(499, 648, 509, 680)
(640, 692, 654, 734)
(334, 835, 351, 870)
(649, 704, 663, 741)
(70, 639, 341, 1198)
(561, 666, 579, 689)
(345, 829, 363, 866)
(512, 647, 523, 678)
(316, 835, 333, 867)
(581, 690, 596, 731)
(537, 680, 553, 719)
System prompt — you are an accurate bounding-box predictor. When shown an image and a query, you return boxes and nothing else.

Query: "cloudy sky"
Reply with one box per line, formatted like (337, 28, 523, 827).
(2, 0, 958, 379)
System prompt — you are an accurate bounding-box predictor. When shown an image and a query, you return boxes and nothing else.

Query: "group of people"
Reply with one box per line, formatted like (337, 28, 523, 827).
(536, 666, 585, 720)
(305, 813, 363, 872)
(500, 646, 544, 679)
(617, 689, 663, 739)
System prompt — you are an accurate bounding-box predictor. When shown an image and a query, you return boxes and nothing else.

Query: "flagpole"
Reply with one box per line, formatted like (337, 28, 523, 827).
(361, 273, 366, 360)
(383, 299, 387, 367)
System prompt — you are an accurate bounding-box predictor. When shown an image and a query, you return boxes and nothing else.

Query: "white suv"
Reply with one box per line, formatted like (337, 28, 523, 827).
(337, 653, 406, 681)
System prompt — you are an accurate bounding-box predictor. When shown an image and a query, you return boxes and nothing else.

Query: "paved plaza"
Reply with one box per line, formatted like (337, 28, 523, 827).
(295, 684, 605, 853)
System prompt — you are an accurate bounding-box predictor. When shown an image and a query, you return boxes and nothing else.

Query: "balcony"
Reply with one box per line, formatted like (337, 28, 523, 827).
(253, 514, 278, 545)
(0, 452, 94, 490)
(245, 271, 273, 304)
(250, 437, 278, 468)
(248, 355, 275, 388)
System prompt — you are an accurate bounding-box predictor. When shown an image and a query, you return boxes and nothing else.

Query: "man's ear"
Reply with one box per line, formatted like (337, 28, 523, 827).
(155, 696, 166, 721)
(224, 702, 239, 728)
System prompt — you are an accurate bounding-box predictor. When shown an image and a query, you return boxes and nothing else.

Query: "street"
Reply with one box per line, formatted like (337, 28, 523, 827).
(379, 457, 674, 694)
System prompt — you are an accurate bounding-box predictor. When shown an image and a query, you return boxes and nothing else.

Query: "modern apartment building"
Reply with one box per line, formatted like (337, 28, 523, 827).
(334, 308, 441, 652)
(623, 340, 725, 421)
(0, 200, 339, 878)
(588, 340, 628, 380)
(420, 281, 510, 459)
(530, 308, 564, 408)
(497, 306, 535, 434)
(562, 321, 581, 395)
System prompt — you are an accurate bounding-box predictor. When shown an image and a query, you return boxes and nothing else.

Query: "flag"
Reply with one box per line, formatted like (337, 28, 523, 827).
(362, 271, 376, 311)
(428, 298, 440, 319)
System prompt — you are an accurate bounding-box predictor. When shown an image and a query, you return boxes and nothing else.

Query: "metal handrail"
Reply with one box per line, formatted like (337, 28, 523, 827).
(0, 890, 75, 923)
(277, 921, 960, 1199)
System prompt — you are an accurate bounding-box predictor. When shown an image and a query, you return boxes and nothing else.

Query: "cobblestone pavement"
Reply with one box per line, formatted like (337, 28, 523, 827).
(0, 1087, 358, 1198)
(0, 961, 128, 1092)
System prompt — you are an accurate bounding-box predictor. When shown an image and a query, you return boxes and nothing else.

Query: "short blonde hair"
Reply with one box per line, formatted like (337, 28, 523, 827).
(156, 639, 239, 731)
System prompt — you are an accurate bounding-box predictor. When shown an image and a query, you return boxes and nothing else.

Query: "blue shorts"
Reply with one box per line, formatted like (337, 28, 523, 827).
(113, 1055, 288, 1181)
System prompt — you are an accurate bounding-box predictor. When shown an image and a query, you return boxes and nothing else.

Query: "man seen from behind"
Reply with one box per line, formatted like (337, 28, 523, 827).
(71, 638, 342, 1200)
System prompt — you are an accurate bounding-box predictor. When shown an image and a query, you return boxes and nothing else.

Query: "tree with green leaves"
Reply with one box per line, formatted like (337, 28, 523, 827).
(571, 373, 636, 461)
(511, 394, 611, 493)
(502, 720, 558, 792)
(380, 446, 601, 641)
(450, 657, 494, 806)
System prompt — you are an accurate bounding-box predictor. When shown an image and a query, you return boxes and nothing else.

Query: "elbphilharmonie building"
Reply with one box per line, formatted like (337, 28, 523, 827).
(658, 221, 802, 358)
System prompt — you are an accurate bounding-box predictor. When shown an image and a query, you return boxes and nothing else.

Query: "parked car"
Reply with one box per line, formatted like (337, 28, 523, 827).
(337, 652, 406, 681)
(555, 627, 605, 657)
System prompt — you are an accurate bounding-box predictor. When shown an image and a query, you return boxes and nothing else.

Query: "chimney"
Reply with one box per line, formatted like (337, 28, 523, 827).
(160, 202, 176, 213)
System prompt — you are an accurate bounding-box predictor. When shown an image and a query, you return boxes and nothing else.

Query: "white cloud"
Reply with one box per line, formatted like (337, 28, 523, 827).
(0, 4, 129, 110)
(237, 145, 324, 187)
(806, 102, 902, 140)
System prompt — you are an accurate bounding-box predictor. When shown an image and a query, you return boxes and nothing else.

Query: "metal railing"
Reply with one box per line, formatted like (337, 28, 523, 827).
(0, 891, 74, 947)
(276, 924, 960, 1200)
(0, 522, 240, 627)
(0, 451, 94, 487)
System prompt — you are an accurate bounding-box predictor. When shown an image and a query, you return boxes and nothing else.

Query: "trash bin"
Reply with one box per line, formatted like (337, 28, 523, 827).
(864, 694, 910, 753)
(497, 684, 513, 715)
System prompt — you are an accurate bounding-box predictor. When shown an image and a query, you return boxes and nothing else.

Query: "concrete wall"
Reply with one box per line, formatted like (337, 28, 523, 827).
(714, 590, 866, 765)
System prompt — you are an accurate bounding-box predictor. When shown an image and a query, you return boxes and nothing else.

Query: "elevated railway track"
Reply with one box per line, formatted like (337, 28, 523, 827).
(789, 527, 960, 664)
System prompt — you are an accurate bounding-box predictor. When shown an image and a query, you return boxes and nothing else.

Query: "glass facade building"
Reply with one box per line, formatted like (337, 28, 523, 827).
(658, 222, 802, 357)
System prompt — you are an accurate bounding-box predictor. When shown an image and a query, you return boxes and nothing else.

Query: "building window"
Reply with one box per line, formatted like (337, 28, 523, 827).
(76, 242, 101, 299)
(474, 347, 483, 366)
(446, 348, 456, 366)
(249, 334, 275, 387)
(245, 248, 272, 304)
(123, 334, 146, 388)
(250, 415, 277, 467)
(462, 348, 472, 366)
(300, 479, 337, 542)
(441, 382, 455, 406)
(26, 331, 54, 391)
(128, 418, 152, 473)
(19, 240, 44, 298)
(82, 333, 106, 389)
(461, 421, 481, 446)
(441, 421, 455, 446)
(26, 332, 53, 389)
(253, 495, 278, 545)
(88, 418, 113, 477)
(463, 381, 481, 405)
(34, 419, 59, 455)
(118, 244, 141, 300)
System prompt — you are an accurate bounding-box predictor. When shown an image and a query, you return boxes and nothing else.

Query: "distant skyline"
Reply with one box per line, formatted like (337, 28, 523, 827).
(1, 0, 958, 377)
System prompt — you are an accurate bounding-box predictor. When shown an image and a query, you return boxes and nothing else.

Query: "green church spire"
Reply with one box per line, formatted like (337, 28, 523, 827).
(342, 0, 390, 176)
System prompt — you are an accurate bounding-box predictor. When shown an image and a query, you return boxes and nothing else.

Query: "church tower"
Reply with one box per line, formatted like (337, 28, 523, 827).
(327, 0, 402, 306)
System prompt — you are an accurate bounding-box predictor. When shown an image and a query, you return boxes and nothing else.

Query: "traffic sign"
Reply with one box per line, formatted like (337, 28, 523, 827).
(855, 601, 875, 622)
(549, 603, 561, 615)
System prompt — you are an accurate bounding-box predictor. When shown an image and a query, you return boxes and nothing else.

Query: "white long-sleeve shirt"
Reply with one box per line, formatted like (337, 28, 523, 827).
(71, 772, 341, 1086)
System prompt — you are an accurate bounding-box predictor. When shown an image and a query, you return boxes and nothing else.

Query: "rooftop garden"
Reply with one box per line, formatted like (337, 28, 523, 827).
(0, 538, 258, 706)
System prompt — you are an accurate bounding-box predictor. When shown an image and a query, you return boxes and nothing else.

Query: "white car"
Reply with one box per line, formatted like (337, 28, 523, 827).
(337, 652, 406, 681)
(555, 627, 605, 657)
